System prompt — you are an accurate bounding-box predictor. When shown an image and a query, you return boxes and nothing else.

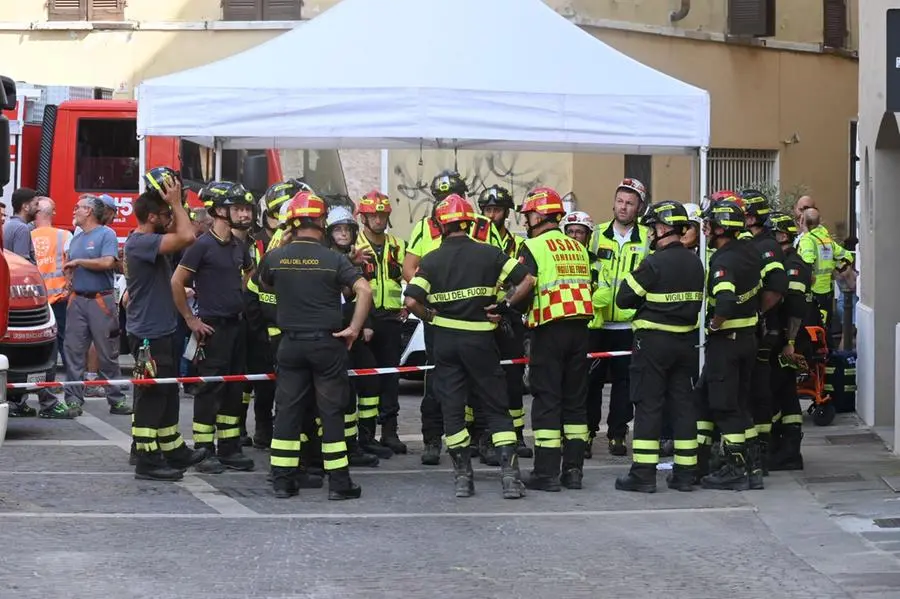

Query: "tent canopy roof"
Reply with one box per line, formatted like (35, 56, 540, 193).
(137, 0, 710, 154)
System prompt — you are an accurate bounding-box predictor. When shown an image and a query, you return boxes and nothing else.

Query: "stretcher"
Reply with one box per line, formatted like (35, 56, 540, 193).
(796, 324, 835, 426)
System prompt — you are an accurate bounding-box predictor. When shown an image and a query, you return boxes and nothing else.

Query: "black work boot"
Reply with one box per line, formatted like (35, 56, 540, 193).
(608, 436, 627, 456)
(666, 465, 695, 492)
(701, 442, 750, 491)
(194, 443, 226, 474)
(165, 444, 208, 471)
(585, 433, 594, 459)
(129, 440, 139, 466)
(134, 451, 184, 482)
(615, 463, 657, 493)
(421, 438, 442, 466)
(757, 432, 771, 476)
(695, 444, 712, 484)
(769, 424, 804, 471)
(768, 421, 784, 461)
(479, 433, 500, 466)
(498, 445, 525, 499)
(514, 427, 533, 458)
(379, 417, 408, 454)
(746, 438, 765, 490)
(448, 446, 475, 497)
(328, 467, 362, 500)
(347, 437, 380, 467)
(358, 421, 394, 459)
(525, 447, 562, 492)
(271, 466, 300, 498)
(560, 438, 586, 490)
(709, 440, 725, 472)
(217, 440, 256, 471)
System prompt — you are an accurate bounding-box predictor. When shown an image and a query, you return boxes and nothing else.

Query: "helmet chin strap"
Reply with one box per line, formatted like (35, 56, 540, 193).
(649, 228, 678, 250)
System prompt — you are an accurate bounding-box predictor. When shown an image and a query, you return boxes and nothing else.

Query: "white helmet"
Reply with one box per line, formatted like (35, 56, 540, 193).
(326, 206, 357, 229)
(683, 202, 702, 225)
(561, 211, 594, 233)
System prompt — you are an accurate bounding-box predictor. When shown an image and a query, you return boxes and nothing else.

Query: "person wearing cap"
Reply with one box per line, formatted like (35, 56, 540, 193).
(587, 178, 651, 457)
(613, 201, 704, 493)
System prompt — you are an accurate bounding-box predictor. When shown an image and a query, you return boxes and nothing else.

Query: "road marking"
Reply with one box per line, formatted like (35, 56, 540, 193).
(3, 440, 120, 447)
(76, 413, 132, 450)
(0, 506, 756, 520)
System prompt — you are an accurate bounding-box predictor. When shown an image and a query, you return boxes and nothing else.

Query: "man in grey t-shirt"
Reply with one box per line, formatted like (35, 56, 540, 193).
(3, 187, 38, 263)
(124, 173, 204, 480)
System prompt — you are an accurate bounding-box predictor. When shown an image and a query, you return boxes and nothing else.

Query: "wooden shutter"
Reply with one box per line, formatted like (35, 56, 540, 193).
(727, 0, 775, 37)
(223, 0, 263, 21)
(263, 0, 302, 20)
(88, 0, 124, 21)
(823, 0, 848, 48)
(48, 0, 87, 21)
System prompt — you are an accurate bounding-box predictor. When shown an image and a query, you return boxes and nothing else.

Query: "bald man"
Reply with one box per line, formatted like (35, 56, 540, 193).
(794, 195, 815, 222)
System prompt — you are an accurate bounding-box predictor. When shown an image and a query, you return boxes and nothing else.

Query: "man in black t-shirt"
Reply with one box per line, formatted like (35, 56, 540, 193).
(255, 191, 372, 500)
(126, 171, 206, 481)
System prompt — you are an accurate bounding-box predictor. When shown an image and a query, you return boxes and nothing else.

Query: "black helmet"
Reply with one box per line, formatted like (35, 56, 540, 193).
(740, 189, 770, 222)
(430, 170, 468, 201)
(263, 179, 312, 217)
(143, 166, 180, 194)
(640, 200, 689, 228)
(702, 200, 745, 233)
(764, 211, 798, 237)
(199, 181, 254, 209)
(477, 185, 514, 210)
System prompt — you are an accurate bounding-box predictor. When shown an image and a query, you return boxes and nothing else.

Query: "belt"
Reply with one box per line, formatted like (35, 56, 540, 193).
(202, 314, 244, 325)
(285, 330, 334, 341)
(74, 290, 113, 299)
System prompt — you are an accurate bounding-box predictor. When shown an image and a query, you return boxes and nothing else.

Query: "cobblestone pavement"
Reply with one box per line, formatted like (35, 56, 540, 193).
(2, 378, 900, 599)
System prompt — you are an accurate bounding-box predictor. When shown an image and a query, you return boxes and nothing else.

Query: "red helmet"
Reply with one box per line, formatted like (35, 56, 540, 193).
(710, 189, 742, 206)
(434, 194, 476, 225)
(283, 191, 327, 226)
(518, 187, 565, 216)
(357, 190, 392, 215)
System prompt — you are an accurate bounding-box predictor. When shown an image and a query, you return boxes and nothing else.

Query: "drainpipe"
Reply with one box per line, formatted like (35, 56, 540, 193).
(670, 0, 691, 22)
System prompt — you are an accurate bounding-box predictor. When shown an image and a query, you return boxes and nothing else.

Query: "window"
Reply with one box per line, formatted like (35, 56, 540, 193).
(727, 0, 775, 37)
(48, 0, 125, 21)
(222, 0, 303, 21)
(706, 149, 778, 195)
(75, 119, 139, 192)
(624, 155, 652, 202)
(823, 0, 848, 49)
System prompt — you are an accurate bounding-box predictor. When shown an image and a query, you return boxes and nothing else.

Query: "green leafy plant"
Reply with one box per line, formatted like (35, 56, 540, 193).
(742, 181, 810, 213)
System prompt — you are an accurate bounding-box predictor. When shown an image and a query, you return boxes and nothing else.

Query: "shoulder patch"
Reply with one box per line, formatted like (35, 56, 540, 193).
(762, 250, 775, 259)
(788, 268, 799, 276)
(713, 269, 726, 279)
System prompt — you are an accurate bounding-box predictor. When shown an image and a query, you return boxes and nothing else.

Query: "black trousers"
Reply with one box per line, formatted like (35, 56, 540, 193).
(369, 317, 402, 422)
(347, 338, 380, 439)
(432, 328, 515, 450)
(812, 291, 835, 348)
(770, 340, 803, 425)
(420, 322, 442, 442)
(697, 330, 756, 443)
(192, 318, 247, 454)
(495, 314, 526, 430)
(530, 319, 590, 449)
(129, 333, 185, 456)
(587, 327, 634, 439)
(751, 330, 779, 435)
(629, 330, 698, 469)
(270, 333, 351, 472)
(246, 323, 276, 438)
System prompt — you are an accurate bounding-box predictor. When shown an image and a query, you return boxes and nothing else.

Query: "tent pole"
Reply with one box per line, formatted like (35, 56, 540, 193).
(138, 136, 147, 194)
(698, 146, 709, 372)
(214, 138, 223, 180)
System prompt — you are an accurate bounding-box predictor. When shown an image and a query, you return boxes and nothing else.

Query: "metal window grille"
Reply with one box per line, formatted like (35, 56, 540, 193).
(706, 149, 779, 194)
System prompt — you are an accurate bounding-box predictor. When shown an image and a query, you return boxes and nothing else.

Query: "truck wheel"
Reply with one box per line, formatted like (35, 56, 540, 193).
(36, 104, 58, 196)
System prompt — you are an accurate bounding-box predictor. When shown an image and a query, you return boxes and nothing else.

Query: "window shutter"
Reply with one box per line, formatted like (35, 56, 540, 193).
(223, 0, 263, 21)
(48, 0, 87, 21)
(727, 0, 775, 37)
(88, 0, 124, 21)
(263, 0, 302, 20)
(823, 0, 847, 48)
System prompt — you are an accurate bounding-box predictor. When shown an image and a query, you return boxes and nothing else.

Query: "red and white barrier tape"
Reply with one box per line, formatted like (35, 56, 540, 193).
(5, 351, 632, 391)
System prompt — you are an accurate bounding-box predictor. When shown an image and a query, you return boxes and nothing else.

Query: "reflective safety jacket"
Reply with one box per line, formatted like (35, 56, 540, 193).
(588, 255, 613, 330)
(520, 230, 593, 328)
(31, 226, 72, 304)
(588, 220, 651, 325)
(407, 214, 503, 258)
(797, 225, 853, 295)
(356, 231, 406, 312)
(245, 228, 280, 338)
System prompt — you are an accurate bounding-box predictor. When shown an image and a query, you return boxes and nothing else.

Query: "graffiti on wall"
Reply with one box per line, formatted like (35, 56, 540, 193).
(389, 150, 572, 235)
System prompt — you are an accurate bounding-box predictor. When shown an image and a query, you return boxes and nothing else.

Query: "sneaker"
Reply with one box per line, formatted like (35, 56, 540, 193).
(39, 403, 78, 419)
(8, 402, 38, 417)
(84, 385, 106, 398)
(109, 401, 134, 416)
(608, 437, 627, 456)
(68, 402, 84, 417)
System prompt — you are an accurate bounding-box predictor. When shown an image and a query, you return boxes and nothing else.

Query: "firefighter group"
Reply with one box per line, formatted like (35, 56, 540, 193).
(123, 166, 852, 501)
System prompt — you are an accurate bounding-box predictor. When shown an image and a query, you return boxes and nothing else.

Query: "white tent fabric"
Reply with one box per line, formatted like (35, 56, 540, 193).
(137, 0, 710, 154)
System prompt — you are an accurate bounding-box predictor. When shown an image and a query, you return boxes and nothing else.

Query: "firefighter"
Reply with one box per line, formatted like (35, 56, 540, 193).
(402, 170, 499, 466)
(477, 184, 531, 458)
(766, 212, 810, 471)
(324, 205, 392, 465)
(516, 187, 593, 491)
(740, 189, 788, 486)
(403, 194, 534, 498)
(695, 200, 761, 491)
(255, 191, 371, 500)
(355, 190, 408, 455)
(612, 201, 704, 493)
(588, 178, 651, 456)
(171, 181, 256, 474)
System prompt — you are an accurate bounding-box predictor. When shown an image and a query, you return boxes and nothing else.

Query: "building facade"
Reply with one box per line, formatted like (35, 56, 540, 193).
(0, 0, 859, 236)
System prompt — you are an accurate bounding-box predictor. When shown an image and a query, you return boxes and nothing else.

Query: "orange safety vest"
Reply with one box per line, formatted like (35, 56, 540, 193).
(31, 227, 71, 304)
